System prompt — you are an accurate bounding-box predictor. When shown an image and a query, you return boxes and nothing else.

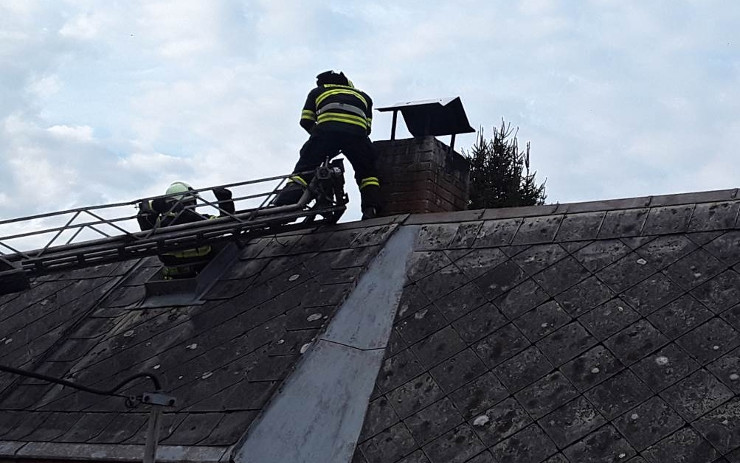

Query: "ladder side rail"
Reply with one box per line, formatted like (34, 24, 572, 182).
(14, 198, 342, 270)
(21, 205, 346, 275)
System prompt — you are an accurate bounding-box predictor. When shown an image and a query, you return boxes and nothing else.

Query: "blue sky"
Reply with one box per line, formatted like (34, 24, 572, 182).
(1, 0, 739, 222)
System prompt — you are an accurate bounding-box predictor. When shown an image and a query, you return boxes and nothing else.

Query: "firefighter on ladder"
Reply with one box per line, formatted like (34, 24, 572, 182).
(137, 182, 235, 279)
(273, 70, 381, 219)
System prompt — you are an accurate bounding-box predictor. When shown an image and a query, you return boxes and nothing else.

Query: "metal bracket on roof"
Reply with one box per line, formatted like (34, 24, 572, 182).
(376, 96, 475, 151)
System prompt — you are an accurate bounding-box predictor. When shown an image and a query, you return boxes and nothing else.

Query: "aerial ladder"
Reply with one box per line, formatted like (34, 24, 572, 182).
(0, 159, 349, 296)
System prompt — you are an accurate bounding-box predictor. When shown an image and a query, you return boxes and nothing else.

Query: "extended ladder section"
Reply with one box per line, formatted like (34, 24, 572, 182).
(0, 160, 348, 295)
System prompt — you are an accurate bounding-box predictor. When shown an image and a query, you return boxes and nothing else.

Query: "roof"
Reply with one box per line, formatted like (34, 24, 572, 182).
(1, 188, 740, 462)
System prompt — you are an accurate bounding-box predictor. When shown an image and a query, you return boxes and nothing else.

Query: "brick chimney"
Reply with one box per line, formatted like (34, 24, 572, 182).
(374, 137, 469, 215)
(374, 97, 474, 216)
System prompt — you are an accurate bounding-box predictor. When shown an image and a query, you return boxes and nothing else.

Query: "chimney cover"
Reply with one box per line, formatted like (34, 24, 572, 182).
(377, 97, 475, 138)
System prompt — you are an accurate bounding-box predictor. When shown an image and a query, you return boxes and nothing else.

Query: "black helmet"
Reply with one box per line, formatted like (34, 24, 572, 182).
(316, 70, 349, 86)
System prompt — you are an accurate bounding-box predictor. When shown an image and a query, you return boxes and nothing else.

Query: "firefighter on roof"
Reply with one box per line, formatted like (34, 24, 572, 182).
(273, 70, 381, 219)
(137, 181, 235, 279)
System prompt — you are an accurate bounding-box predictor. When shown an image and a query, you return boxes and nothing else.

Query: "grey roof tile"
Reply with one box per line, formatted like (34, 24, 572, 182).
(406, 251, 453, 283)
(630, 343, 701, 393)
(583, 369, 651, 420)
(429, 348, 487, 394)
(358, 422, 416, 463)
(397, 305, 448, 345)
(707, 347, 740, 394)
(416, 224, 461, 251)
(434, 282, 487, 322)
(448, 222, 484, 249)
(691, 269, 740, 314)
(396, 284, 432, 321)
(621, 273, 685, 316)
(612, 396, 685, 451)
(465, 450, 497, 463)
(646, 294, 713, 339)
(451, 303, 507, 344)
(635, 235, 698, 269)
(640, 426, 719, 463)
(660, 369, 734, 421)
(493, 346, 553, 393)
(423, 423, 486, 463)
(448, 372, 508, 420)
(359, 396, 400, 442)
(482, 205, 558, 220)
(393, 449, 431, 463)
(676, 318, 740, 365)
(473, 219, 522, 248)
(553, 212, 606, 242)
(511, 215, 564, 245)
(692, 397, 740, 454)
(494, 279, 550, 320)
(511, 244, 568, 276)
(490, 423, 557, 463)
(387, 373, 445, 420)
(515, 371, 579, 420)
(453, 247, 508, 280)
(598, 208, 649, 239)
(469, 396, 532, 447)
(688, 201, 740, 232)
(538, 396, 606, 449)
(514, 300, 572, 342)
(704, 230, 740, 266)
(579, 298, 640, 341)
(642, 205, 694, 235)
(553, 276, 615, 317)
(563, 424, 636, 463)
(572, 239, 631, 273)
(200, 411, 257, 446)
(597, 252, 659, 293)
(536, 321, 597, 366)
(722, 303, 740, 332)
(474, 260, 527, 300)
(663, 248, 728, 290)
(415, 265, 470, 301)
(649, 189, 738, 206)
(409, 326, 466, 369)
(376, 350, 425, 394)
(604, 319, 669, 366)
(532, 257, 590, 297)
(404, 397, 464, 446)
(559, 345, 624, 393)
(473, 323, 529, 368)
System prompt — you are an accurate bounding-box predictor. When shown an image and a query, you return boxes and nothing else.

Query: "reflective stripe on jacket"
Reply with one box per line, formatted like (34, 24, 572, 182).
(300, 83, 373, 135)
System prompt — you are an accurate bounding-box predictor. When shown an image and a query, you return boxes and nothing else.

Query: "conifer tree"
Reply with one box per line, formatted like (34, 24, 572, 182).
(464, 120, 546, 209)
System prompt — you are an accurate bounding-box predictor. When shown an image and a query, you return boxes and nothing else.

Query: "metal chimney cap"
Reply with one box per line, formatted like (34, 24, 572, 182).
(376, 96, 475, 137)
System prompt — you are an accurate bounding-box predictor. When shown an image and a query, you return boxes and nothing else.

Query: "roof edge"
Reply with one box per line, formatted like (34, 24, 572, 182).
(0, 440, 230, 462)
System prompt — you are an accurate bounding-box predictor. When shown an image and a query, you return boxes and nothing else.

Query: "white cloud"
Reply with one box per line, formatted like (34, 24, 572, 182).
(1, 0, 739, 224)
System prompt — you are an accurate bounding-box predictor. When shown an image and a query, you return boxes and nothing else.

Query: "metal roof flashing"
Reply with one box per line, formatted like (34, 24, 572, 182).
(138, 242, 240, 308)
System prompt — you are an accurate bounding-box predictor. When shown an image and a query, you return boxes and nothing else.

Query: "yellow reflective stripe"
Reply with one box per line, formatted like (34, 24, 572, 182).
(360, 177, 380, 189)
(290, 175, 308, 187)
(164, 245, 212, 259)
(316, 113, 369, 129)
(301, 109, 316, 121)
(315, 89, 367, 108)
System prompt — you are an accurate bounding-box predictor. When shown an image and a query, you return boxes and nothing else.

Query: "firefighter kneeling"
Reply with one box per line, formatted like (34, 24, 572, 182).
(137, 181, 235, 279)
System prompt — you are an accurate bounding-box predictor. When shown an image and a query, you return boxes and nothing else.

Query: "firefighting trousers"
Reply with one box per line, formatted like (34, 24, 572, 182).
(292, 131, 381, 210)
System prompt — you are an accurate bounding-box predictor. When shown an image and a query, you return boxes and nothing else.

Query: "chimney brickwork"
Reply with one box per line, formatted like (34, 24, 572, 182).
(373, 136, 470, 216)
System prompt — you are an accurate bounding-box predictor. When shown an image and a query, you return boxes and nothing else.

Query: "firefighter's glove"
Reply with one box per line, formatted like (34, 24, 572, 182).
(213, 187, 232, 201)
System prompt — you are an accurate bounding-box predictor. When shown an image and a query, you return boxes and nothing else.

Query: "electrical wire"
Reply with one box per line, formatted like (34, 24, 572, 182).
(0, 364, 162, 401)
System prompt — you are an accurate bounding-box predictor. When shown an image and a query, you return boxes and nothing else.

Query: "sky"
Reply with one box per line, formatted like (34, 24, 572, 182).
(1, 0, 739, 225)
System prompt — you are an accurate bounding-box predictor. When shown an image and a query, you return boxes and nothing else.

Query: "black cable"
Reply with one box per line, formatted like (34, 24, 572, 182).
(0, 364, 162, 398)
